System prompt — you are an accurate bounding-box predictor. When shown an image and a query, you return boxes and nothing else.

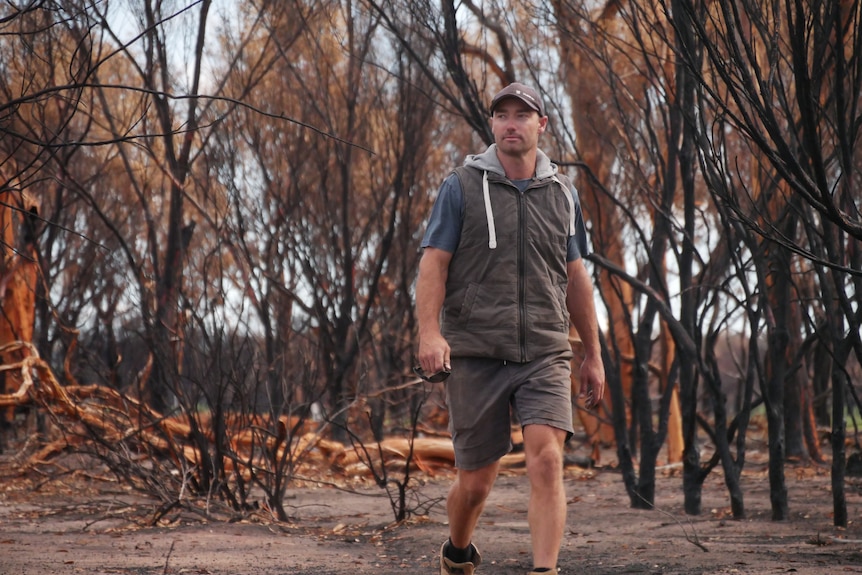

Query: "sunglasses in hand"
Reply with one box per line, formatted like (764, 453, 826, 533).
(412, 365, 451, 383)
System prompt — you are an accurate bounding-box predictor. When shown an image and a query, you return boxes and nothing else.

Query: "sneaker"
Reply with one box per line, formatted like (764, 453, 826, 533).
(439, 540, 482, 575)
(528, 571, 558, 575)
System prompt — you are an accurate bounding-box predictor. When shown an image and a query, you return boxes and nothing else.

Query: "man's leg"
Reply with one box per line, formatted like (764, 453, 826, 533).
(523, 424, 567, 570)
(447, 461, 500, 548)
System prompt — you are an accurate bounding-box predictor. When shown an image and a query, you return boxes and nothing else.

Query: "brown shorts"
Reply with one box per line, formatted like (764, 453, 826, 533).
(445, 350, 574, 470)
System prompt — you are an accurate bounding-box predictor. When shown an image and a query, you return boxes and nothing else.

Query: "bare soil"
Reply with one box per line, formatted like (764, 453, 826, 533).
(2, 445, 862, 575)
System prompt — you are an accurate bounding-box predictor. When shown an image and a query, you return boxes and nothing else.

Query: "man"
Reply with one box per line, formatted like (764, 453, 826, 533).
(415, 82, 606, 575)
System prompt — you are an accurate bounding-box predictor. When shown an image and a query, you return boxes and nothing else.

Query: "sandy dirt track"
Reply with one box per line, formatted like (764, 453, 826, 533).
(2, 447, 862, 575)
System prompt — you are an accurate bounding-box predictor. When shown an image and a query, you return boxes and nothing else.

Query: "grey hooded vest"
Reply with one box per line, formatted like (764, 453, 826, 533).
(441, 163, 576, 363)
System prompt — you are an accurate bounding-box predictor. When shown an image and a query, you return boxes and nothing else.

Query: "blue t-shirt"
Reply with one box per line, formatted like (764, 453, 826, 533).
(421, 172, 589, 261)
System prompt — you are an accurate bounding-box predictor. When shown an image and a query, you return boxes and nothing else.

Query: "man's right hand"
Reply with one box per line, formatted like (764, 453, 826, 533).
(417, 331, 451, 375)
(415, 247, 453, 376)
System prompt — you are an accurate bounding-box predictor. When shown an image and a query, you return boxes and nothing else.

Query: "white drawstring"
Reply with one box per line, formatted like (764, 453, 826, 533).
(483, 171, 498, 249)
(553, 176, 577, 236)
(482, 173, 572, 248)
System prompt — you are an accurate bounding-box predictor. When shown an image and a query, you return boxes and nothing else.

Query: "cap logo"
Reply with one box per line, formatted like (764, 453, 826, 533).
(516, 90, 535, 103)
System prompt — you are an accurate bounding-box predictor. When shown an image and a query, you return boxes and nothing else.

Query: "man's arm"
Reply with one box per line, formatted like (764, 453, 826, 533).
(566, 258, 606, 408)
(416, 247, 454, 374)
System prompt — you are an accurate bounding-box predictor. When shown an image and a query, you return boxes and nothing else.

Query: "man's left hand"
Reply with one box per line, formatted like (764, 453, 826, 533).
(577, 355, 605, 410)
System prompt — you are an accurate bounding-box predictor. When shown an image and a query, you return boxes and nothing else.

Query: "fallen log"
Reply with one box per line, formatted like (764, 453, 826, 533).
(0, 342, 461, 484)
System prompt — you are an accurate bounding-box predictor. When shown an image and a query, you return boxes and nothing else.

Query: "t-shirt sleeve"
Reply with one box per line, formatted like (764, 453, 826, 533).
(567, 184, 590, 262)
(421, 173, 463, 253)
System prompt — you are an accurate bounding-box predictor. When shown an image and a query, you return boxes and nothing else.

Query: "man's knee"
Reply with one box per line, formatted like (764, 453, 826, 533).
(528, 446, 564, 479)
(454, 466, 497, 507)
(459, 482, 493, 508)
(523, 425, 566, 479)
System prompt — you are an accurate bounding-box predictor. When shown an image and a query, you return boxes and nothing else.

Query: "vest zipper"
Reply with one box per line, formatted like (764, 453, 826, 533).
(517, 189, 527, 362)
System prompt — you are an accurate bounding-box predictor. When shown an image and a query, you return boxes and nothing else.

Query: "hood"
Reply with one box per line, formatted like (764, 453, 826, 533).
(463, 144, 559, 180)
(460, 145, 575, 251)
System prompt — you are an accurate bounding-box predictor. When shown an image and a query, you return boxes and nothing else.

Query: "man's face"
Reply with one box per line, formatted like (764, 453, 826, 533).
(490, 98, 547, 157)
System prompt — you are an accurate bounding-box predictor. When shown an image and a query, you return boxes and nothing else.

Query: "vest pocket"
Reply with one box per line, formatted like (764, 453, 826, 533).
(526, 282, 569, 332)
(455, 282, 480, 328)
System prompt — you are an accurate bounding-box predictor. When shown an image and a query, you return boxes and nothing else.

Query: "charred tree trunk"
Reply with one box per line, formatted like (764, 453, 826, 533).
(830, 338, 849, 527)
(0, 188, 39, 451)
(672, 0, 707, 516)
(703, 333, 745, 518)
(552, 0, 636, 447)
(140, 0, 209, 415)
(783, 297, 807, 461)
(763, 312, 789, 520)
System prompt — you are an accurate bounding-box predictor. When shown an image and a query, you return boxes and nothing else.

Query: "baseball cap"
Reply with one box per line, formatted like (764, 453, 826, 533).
(489, 82, 545, 117)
